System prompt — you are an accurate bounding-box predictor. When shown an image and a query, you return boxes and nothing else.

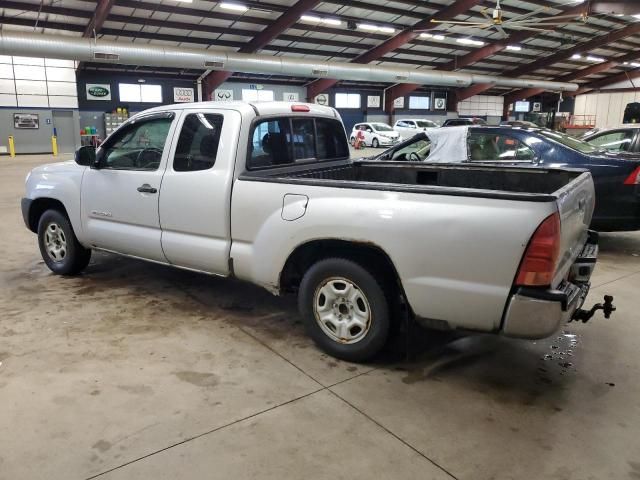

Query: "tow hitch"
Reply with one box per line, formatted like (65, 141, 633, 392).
(571, 295, 616, 323)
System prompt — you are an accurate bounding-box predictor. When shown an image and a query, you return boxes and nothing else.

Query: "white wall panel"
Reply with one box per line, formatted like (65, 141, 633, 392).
(0, 79, 16, 94)
(17, 94, 49, 107)
(45, 58, 75, 68)
(0, 55, 12, 64)
(48, 96, 78, 108)
(607, 93, 623, 128)
(45, 66, 76, 82)
(13, 65, 46, 80)
(595, 93, 611, 128)
(15, 79, 48, 95)
(0, 64, 14, 79)
(574, 95, 586, 116)
(0, 93, 17, 107)
(47, 81, 77, 96)
(12, 56, 45, 66)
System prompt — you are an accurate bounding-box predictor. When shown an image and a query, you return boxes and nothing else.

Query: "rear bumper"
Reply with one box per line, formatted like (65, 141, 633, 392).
(501, 233, 598, 339)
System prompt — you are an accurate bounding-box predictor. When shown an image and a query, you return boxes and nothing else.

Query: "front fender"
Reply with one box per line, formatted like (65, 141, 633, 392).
(25, 161, 86, 243)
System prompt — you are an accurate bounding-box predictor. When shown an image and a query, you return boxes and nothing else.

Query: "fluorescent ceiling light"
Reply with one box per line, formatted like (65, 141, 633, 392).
(420, 33, 445, 40)
(173, 0, 193, 2)
(631, 62, 640, 68)
(571, 54, 582, 60)
(358, 23, 395, 34)
(456, 38, 484, 46)
(506, 45, 521, 51)
(220, 2, 248, 12)
(300, 15, 341, 26)
(586, 55, 605, 62)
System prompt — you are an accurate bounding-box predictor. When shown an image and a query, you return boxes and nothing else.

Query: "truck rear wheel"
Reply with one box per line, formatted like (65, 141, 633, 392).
(37, 209, 91, 276)
(298, 258, 390, 362)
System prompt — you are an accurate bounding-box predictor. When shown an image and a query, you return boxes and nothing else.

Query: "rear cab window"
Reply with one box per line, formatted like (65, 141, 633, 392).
(248, 116, 349, 169)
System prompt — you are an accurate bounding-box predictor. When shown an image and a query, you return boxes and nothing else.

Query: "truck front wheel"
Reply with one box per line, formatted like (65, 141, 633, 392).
(37, 209, 91, 275)
(298, 258, 390, 362)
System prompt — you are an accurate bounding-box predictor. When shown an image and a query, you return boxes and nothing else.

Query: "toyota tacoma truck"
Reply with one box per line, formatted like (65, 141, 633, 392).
(21, 102, 614, 361)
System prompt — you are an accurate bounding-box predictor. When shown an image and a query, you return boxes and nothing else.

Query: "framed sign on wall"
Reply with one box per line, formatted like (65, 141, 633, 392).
(174, 87, 194, 103)
(214, 89, 234, 102)
(86, 84, 112, 101)
(14, 113, 39, 129)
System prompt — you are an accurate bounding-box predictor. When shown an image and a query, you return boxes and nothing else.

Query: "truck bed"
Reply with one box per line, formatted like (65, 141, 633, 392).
(241, 160, 585, 202)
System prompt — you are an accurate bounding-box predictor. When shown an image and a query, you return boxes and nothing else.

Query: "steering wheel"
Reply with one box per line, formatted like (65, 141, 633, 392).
(134, 148, 163, 169)
(408, 151, 421, 162)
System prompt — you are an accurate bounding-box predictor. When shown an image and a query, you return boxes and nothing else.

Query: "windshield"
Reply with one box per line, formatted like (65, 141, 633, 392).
(539, 130, 600, 154)
(416, 120, 438, 128)
(371, 123, 394, 132)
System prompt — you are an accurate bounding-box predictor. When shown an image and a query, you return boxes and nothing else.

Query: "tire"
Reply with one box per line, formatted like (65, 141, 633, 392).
(298, 258, 390, 362)
(372, 138, 379, 148)
(350, 137, 356, 147)
(37, 209, 91, 275)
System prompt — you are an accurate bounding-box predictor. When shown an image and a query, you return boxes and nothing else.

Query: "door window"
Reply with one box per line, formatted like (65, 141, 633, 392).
(173, 113, 224, 171)
(468, 133, 535, 162)
(101, 116, 173, 170)
(588, 130, 635, 152)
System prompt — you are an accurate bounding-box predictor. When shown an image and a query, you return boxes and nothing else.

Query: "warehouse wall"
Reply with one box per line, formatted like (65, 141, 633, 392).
(573, 90, 640, 128)
(0, 55, 80, 154)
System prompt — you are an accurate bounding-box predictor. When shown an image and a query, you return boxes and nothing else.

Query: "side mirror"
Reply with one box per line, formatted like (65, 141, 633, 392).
(75, 145, 96, 167)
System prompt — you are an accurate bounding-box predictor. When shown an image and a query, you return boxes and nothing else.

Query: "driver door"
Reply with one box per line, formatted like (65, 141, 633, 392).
(81, 112, 177, 262)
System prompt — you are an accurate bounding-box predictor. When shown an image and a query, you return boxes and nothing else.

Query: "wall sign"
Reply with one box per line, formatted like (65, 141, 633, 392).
(367, 96, 380, 108)
(393, 97, 404, 109)
(284, 92, 299, 102)
(249, 84, 264, 90)
(314, 94, 329, 106)
(86, 84, 111, 101)
(214, 89, 234, 102)
(173, 87, 194, 103)
(532, 102, 542, 112)
(14, 113, 39, 129)
(434, 98, 446, 110)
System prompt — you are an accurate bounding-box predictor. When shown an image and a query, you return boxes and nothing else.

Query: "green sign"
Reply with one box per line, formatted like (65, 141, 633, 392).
(88, 86, 109, 97)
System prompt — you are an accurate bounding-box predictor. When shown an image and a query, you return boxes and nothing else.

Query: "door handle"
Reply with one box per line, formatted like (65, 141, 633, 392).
(137, 184, 157, 194)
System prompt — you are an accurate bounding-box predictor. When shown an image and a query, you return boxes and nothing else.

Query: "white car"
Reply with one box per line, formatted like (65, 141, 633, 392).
(393, 119, 440, 139)
(22, 101, 609, 361)
(350, 122, 401, 148)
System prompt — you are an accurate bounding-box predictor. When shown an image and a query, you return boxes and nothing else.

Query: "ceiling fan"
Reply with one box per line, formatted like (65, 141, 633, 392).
(416, 0, 599, 39)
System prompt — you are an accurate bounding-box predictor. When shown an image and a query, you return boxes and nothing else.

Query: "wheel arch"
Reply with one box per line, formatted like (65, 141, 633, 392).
(26, 197, 70, 233)
(279, 239, 405, 299)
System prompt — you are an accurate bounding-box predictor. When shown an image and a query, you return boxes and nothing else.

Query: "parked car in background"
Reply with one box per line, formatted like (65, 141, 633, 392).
(350, 122, 401, 148)
(500, 120, 539, 128)
(442, 117, 487, 127)
(393, 119, 440, 139)
(582, 125, 640, 153)
(21, 102, 610, 361)
(373, 125, 640, 232)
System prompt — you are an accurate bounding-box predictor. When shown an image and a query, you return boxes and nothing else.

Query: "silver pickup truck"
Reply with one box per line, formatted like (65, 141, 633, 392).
(21, 101, 613, 361)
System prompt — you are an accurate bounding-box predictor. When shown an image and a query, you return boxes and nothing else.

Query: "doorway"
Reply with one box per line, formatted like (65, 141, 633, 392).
(52, 110, 77, 154)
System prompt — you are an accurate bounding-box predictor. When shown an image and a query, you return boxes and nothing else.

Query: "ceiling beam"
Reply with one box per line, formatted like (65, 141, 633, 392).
(565, 68, 640, 96)
(306, 0, 483, 101)
(203, 0, 322, 96)
(505, 22, 640, 78)
(83, 0, 116, 37)
(503, 51, 640, 104)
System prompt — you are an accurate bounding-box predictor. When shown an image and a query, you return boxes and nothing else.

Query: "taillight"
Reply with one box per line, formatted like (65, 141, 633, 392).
(623, 166, 640, 185)
(291, 104, 310, 112)
(515, 212, 561, 287)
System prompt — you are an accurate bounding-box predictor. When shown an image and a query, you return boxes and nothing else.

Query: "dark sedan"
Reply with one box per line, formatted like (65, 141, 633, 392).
(374, 126, 640, 232)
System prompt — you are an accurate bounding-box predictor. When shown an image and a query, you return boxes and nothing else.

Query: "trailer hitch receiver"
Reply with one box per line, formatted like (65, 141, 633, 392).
(571, 295, 616, 323)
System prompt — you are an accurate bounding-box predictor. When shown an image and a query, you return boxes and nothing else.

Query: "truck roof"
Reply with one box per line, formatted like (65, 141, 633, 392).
(132, 101, 339, 119)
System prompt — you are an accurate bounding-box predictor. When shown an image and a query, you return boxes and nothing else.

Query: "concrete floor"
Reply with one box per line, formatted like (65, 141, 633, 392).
(2, 154, 640, 480)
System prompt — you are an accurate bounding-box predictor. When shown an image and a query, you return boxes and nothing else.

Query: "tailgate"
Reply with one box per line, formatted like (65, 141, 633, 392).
(553, 171, 595, 288)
